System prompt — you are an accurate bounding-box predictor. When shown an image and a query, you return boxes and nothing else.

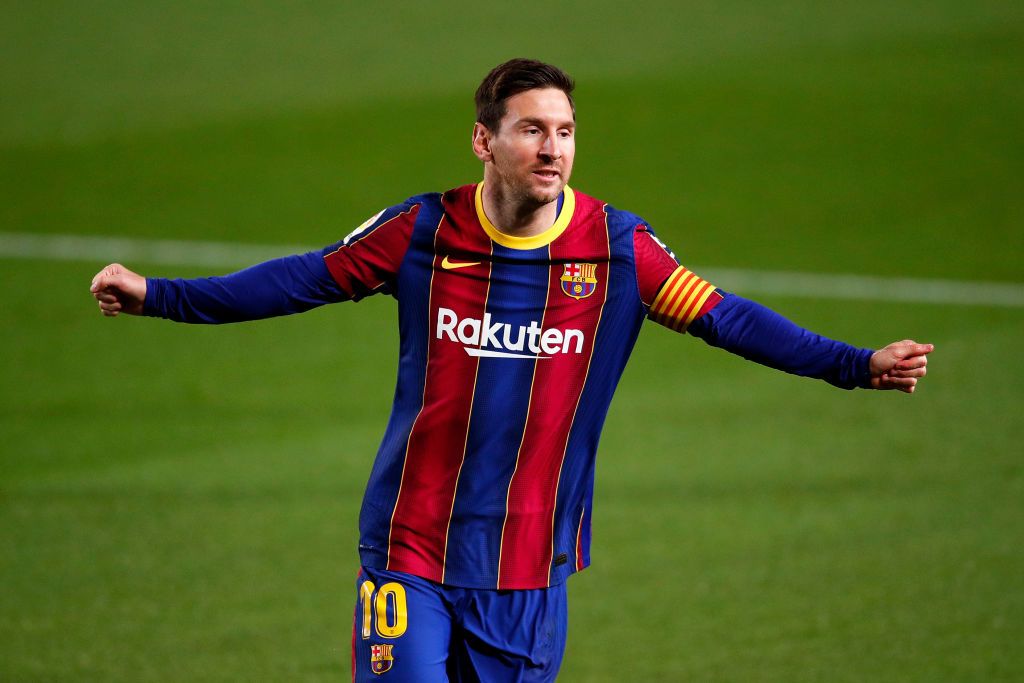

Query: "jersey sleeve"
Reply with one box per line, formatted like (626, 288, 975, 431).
(688, 294, 875, 389)
(143, 250, 349, 324)
(321, 199, 419, 301)
(634, 225, 723, 333)
(632, 224, 871, 389)
(143, 198, 419, 324)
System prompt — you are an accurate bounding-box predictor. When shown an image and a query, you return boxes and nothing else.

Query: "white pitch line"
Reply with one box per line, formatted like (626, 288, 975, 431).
(0, 232, 310, 270)
(3, 231, 1023, 308)
(697, 267, 1024, 308)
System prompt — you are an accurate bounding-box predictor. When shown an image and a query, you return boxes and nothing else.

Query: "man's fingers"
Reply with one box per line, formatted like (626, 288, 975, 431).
(94, 291, 120, 304)
(882, 375, 918, 391)
(871, 340, 932, 392)
(92, 276, 123, 294)
(90, 263, 127, 293)
(893, 341, 933, 359)
(895, 355, 928, 370)
(889, 366, 927, 379)
(98, 299, 122, 314)
(91, 265, 113, 292)
(90, 263, 146, 317)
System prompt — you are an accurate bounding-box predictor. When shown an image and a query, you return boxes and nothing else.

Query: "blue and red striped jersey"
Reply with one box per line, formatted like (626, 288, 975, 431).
(144, 182, 873, 590)
(324, 184, 720, 589)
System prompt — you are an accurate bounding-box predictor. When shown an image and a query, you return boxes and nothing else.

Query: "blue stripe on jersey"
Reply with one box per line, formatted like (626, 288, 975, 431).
(549, 207, 647, 585)
(441, 243, 553, 588)
(357, 194, 444, 568)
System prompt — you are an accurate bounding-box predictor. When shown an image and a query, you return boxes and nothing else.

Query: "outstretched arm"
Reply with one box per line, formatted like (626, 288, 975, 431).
(632, 227, 934, 393)
(687, 293, 933, 393)
(89, 251, 348, 323)
(89, 198, 421, 324)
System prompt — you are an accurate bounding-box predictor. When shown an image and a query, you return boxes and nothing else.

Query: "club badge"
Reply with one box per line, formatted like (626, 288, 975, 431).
(560, 263, 598, 300)
(370, 643, 394, 675)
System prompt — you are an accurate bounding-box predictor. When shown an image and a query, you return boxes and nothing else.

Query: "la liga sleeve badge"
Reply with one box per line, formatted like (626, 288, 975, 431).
(560, 262, 598, 300)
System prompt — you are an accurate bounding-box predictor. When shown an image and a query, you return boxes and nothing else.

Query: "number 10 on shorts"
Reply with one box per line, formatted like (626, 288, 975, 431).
(359, 580, 408, 639)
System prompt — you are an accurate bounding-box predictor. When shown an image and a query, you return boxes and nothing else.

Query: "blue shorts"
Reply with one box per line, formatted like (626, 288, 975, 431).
(351, 566, 568, 682)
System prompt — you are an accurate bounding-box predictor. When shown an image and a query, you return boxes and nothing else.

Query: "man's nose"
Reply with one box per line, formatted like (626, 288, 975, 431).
(540, 134, 561, 160)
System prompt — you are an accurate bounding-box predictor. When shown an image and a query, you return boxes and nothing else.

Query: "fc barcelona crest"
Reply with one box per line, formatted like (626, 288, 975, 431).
(370, 643, 394, 675)
(560, 263, 598, 300)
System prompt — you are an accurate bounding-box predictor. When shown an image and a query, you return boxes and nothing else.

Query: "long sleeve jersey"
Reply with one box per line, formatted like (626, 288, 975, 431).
(145, 184, 873, 589)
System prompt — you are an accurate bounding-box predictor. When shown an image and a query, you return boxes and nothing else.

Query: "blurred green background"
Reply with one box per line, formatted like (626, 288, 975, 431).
(2, 1, 1022, 681)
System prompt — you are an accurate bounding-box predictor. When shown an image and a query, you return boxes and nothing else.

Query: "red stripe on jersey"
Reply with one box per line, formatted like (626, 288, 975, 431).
(386, 200, 492, 582)
(323, 204, 419, 299)
(497, 200, 610, 589)
(634, 226, 681, 306)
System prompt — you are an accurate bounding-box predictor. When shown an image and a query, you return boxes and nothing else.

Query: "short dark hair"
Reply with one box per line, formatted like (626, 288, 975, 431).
(475, 58, 575, 132)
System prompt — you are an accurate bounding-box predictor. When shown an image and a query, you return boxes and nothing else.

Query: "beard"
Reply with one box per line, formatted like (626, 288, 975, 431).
(492, 164, 567, 208)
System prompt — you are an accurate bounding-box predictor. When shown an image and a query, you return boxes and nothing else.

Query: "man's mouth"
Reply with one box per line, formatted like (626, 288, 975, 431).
(533, 169, 560, 180)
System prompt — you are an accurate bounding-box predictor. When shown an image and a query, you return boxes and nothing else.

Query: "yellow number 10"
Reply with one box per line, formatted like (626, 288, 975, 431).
(358, 580, 408, 639)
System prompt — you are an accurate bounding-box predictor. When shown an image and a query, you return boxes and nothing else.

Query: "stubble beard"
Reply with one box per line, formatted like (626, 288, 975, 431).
(496, 166, 565, 211)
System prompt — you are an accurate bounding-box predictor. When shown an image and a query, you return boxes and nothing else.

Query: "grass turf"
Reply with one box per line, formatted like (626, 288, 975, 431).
(2, 1, 1022, 680)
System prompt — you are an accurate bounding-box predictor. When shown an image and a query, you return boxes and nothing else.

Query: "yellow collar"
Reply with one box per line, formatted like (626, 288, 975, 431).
(474, 182, 576, 250)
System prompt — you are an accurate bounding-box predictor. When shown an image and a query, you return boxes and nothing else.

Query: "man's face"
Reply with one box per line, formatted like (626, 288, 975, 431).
(477, 87, 576, 207)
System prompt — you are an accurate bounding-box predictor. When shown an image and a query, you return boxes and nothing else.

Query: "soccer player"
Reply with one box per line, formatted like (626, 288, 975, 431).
(90, 59, 932, 682)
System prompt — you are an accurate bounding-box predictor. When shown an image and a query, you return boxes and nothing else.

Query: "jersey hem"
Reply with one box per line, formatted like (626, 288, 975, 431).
(359, 550, 584, 590)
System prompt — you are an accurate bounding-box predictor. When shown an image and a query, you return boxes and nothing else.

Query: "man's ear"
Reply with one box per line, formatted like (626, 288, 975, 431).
(472, 122, 493, 163)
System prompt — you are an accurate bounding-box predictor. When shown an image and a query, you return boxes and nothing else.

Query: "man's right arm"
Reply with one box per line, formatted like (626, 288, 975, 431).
(90, 199, 422, 323)
(90, 251, 347, 323)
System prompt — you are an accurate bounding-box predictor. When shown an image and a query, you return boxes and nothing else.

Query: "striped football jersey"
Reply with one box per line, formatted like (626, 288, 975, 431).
(322, 183, 721, 589)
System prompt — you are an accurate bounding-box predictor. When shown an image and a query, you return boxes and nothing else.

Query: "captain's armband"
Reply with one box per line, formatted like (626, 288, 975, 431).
(648, 266, 720, 333)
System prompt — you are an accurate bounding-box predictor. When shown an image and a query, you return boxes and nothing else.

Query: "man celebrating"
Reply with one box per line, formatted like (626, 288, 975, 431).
(91, 59, 932, 682)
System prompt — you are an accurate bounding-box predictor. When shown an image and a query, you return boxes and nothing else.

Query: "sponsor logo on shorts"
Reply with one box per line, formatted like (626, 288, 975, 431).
(370, 643, 394, 675)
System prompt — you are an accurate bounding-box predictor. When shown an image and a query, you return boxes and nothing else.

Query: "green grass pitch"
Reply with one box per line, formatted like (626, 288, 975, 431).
(2, 1, 1022, 680)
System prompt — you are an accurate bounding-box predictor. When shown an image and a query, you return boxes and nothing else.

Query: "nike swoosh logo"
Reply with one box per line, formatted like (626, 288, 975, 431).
(441, 256, 481, 270)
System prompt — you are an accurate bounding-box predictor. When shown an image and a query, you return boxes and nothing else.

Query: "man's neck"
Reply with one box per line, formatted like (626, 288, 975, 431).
(480, 181, 559, 238)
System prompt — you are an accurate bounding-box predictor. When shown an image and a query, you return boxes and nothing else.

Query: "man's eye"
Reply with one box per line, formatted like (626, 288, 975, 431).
(558, 130, 573, 138)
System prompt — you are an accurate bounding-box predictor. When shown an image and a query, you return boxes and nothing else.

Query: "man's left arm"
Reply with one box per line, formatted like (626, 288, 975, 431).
(632, 225, 932, 393)
(687, 293, 932, 393)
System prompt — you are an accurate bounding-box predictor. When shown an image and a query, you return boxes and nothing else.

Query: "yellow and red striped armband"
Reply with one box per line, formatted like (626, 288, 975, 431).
(648, 266, 718, 332)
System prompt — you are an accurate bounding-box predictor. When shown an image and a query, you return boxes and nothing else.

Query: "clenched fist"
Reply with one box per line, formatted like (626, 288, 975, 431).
(90, 263, 147, 317)
(869, 340, 934, 393)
